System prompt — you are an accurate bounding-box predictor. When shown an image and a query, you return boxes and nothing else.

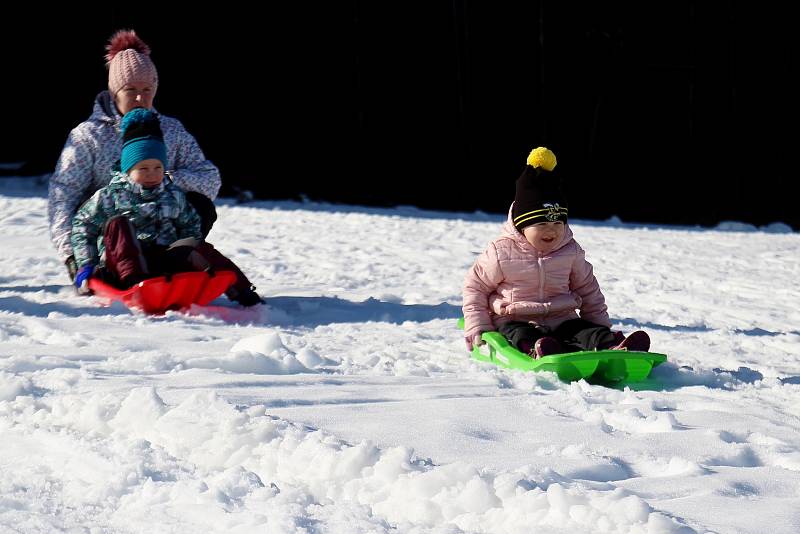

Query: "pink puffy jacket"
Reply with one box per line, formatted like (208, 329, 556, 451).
(462, 205, 611, 340)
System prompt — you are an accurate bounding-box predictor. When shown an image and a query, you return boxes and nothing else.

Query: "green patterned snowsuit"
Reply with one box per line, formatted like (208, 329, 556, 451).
(71, 171, 202, 269)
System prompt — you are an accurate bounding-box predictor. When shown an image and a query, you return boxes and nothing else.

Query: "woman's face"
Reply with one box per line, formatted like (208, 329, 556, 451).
(115, 82, 156, 115)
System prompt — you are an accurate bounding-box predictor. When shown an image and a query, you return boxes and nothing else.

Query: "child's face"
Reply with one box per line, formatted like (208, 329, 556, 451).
(523, 221, 565, 253)
(115, 82, 156, 115)
(128, 159, 164, 189)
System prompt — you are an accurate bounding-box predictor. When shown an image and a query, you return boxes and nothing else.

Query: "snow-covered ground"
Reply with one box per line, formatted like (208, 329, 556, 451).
(1, 177, 799, 533)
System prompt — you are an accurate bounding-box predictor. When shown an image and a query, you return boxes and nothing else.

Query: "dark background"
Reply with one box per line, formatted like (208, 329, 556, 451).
(3, 2, 798, 229)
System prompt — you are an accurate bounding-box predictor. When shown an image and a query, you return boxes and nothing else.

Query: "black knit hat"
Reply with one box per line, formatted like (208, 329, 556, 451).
(512, 147, 568, 231)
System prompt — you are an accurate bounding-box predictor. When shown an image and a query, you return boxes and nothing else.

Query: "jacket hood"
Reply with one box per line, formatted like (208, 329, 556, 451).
(501, 202, 573, 254)
(89, 91, 160, 129)
(88, 91, 121, 125)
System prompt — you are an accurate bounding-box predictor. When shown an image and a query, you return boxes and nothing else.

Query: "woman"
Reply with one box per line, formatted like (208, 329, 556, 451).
(48, 29, 221, 281)
(71, 108, 263, 307)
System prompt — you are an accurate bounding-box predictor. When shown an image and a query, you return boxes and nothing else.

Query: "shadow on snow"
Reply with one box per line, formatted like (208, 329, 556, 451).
(262, 295, 462, 327)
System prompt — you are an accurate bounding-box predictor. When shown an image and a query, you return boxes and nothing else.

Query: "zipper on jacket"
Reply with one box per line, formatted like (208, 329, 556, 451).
(538, 254, 546, 315)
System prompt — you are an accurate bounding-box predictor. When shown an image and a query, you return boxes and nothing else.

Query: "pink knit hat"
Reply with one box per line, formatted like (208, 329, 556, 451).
(105, 30, 159, 96)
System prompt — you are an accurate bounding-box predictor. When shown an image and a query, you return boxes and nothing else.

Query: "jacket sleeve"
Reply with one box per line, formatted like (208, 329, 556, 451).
(70, 190, 109, 269)
(500, 292, 582, 317)
(462, 242, 504, 339)
(167, 120, 221, 201)
(570, 248, 612, 327)
(48, 128, 99, 260)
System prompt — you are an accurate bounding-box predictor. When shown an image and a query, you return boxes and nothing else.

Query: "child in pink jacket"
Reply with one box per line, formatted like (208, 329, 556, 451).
(462, 147, 650, 358)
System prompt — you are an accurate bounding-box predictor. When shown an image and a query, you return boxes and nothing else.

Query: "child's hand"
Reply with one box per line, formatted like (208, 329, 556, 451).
(74, 265, 95, 296)
(465, 333, 485, 352)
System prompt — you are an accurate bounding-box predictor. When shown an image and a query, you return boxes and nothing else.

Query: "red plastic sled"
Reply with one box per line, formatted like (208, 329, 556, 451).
(88, 270, 236, 314)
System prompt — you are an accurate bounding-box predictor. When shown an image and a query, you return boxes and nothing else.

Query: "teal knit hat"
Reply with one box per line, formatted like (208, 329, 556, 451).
(120, 108, 167, 174)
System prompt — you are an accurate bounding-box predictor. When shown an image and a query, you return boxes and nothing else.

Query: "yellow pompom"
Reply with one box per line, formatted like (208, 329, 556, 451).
(526, 147, 557, 171)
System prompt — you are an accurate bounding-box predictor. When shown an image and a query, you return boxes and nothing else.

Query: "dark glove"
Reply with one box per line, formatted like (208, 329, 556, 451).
(65, 255, 78, 282)
(74, 265, 95, 295)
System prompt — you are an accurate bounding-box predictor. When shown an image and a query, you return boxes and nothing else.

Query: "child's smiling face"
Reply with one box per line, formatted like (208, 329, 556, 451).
(523, 221, 565, 253)
(128, 158, 164, 189)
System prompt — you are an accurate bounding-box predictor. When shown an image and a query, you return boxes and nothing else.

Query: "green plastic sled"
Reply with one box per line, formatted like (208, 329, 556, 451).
(457, 318, 666, 383)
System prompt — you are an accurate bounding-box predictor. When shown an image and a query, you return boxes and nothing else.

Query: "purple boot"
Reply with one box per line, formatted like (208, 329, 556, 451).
(533, 336, 563, 358)
(610, 330, 650, 352)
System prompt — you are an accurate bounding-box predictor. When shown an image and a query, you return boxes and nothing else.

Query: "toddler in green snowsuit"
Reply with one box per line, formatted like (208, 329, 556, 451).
(71, 108, 263, 306)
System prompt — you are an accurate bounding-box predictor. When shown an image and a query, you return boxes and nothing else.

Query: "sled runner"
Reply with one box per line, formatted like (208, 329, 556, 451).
(88, 270, 236, 314)
(457, 318, 666, 382)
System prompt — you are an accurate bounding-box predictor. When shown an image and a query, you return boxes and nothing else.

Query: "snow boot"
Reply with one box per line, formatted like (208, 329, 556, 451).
(610, 330, 650, 352)
(533, 336, 563, 358)
(227, 284, 265, 307)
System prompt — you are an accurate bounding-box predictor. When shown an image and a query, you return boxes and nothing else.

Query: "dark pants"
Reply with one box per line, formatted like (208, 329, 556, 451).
(498, 318, 617, 353)
(102, 216, 154, 287)
(185, 191, 217, 239)
(195, 241, 255, 295)
(100, 216, 253, 292)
